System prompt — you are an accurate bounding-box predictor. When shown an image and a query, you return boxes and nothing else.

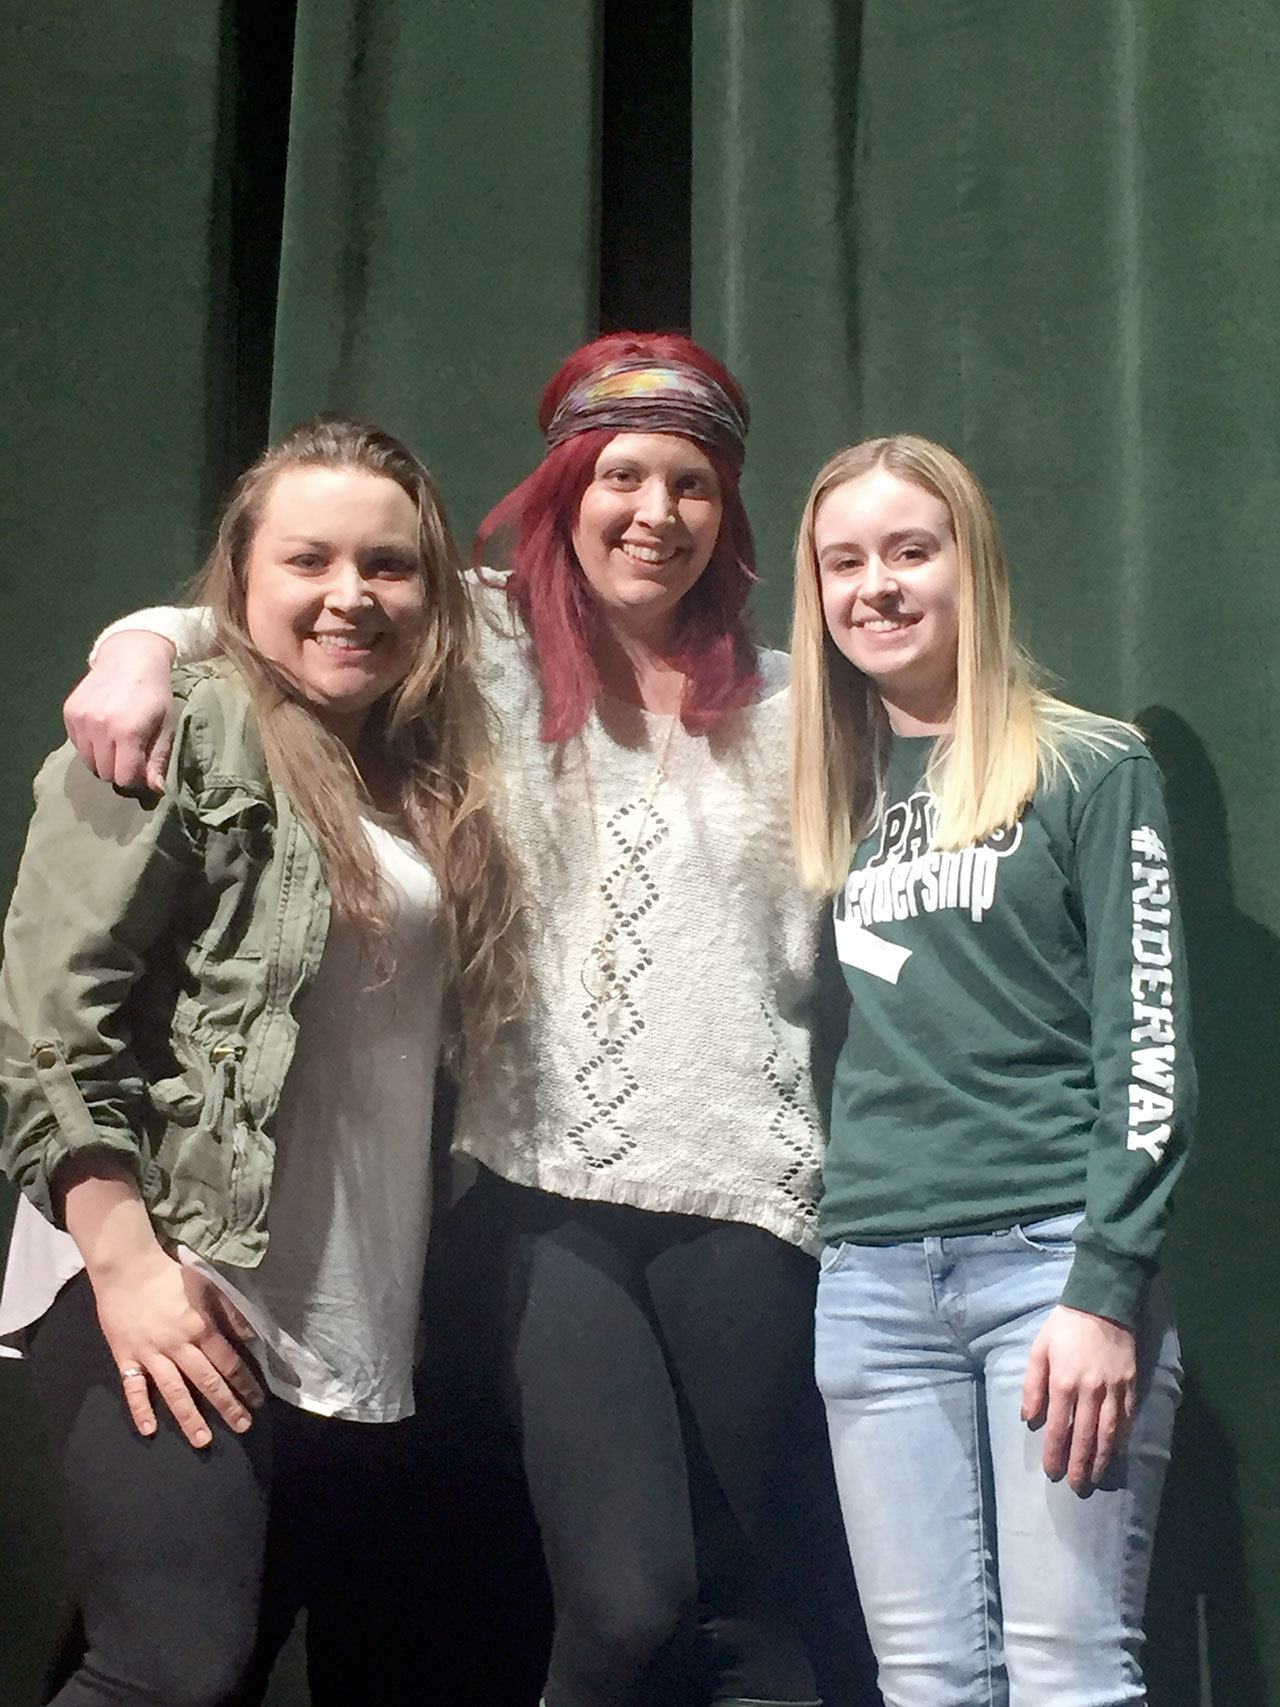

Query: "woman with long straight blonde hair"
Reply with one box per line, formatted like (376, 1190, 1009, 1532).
(792, 433, 1191, 1705)
(0, 415, 522, 1706)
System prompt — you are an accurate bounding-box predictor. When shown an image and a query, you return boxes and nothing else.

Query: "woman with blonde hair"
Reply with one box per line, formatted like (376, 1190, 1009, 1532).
(0, 415, 522, 1705)
(791, 434, 1190, 1705)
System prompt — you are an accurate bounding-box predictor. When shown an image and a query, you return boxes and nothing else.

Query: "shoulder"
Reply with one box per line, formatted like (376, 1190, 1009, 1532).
(169, 661, 270, 797)
(751, 646, 792, 704)
(1034, 706, 1169, 848)
(466, 569, 538, 715)
(1037, 704, 1156, 791)
(467, 568, 521, 636)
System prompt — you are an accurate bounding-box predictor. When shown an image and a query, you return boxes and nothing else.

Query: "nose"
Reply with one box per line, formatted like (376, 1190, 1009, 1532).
(633, 475, 678, 530)
(324, 561, 372, 614)
(860, 554, 898, 601)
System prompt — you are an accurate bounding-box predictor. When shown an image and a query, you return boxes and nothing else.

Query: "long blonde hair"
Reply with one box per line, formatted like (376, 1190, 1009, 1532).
(189, 415, 523, 1063)
(790, 434, 1132, 892)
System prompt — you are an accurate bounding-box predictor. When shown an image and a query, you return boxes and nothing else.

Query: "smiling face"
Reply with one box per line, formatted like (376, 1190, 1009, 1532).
(814, 466, 962, 734)
(242, 465, 426, 747)
(570, 432, 723, 644)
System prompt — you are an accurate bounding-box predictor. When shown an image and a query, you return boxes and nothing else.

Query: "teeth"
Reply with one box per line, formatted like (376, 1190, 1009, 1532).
(862, 618, 910, 631)
(313, 634, 373, 650)
(619, 543, 676, 565)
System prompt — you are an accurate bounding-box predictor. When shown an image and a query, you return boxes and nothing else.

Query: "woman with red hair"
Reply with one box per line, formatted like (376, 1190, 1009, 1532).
(62, 335, 878, 1707)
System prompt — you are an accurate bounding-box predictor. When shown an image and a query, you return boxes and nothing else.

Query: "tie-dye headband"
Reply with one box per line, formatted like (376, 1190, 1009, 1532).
(543, 358, 749, 469)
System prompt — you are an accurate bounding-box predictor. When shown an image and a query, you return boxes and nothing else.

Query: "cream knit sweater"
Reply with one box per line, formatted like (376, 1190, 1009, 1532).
(457, 585, 825, 1252)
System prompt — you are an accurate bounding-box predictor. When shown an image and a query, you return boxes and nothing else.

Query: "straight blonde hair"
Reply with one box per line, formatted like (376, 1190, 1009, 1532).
(790, 435, 1132, 893)
(189, 415, 524, 1064)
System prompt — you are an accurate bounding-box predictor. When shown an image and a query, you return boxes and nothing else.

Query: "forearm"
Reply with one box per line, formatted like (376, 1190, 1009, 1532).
(57, 1152, 163, 1279)
(90, 606, 214, 665)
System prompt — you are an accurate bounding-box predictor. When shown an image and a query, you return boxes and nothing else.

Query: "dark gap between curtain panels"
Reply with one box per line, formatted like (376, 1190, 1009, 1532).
(203, 0, 299, 526)
(598, 0, 692, 333)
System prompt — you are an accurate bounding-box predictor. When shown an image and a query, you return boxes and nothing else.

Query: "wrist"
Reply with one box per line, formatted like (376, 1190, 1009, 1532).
(58, 1158, 161, 1278)
(92, 630, 177, 674)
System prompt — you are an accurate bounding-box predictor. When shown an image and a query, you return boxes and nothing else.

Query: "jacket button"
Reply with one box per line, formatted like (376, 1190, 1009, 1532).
(33, 1045, 58, 1070)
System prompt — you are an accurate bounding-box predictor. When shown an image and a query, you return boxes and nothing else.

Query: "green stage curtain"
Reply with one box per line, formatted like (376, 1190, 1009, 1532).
(269, 0, 600, 530)
(0, 5, 600, 1701)
(693, 3, 1280, 1701)
(2, 7, 243, 1690)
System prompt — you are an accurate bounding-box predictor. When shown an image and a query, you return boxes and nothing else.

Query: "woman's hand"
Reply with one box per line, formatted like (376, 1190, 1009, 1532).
(58, 1154, 265, 1449)
(90, 1245, 266, 1448)
(1021, 1304, 1137, 1493)
(63, 630, 178, 791)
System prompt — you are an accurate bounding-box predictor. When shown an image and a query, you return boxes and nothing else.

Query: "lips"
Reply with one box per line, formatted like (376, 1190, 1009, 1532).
(615, 539, 681, 568)
(855, 613, 920, 633)
(310, 631, 380, 651)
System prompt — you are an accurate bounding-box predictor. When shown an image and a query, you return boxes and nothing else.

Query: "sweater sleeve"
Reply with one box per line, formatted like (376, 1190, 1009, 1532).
(1059, 752, 1195, 1326)
(89, 605, 216, 665)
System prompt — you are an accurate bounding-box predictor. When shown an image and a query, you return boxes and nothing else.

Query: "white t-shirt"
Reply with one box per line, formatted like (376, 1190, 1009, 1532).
(1, 820, 444, 1424)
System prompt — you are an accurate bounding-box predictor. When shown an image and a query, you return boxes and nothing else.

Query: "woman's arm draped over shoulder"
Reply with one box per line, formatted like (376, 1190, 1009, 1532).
(64, 605, 214, 789)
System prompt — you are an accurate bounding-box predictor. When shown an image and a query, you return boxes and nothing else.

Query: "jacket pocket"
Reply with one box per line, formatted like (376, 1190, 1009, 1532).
(150, 1036, 251, 1215)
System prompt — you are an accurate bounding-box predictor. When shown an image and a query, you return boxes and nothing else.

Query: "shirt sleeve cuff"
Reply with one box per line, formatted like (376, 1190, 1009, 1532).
(1060, 1240, 1151, 1330)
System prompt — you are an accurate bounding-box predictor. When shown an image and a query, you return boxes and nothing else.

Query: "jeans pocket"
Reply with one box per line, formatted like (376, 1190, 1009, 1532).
(1012, 1211, 1085, 1254)
(818, 1241, 846, 1274)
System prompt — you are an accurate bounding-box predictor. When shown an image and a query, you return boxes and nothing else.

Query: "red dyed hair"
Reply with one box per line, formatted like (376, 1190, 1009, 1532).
(474, 332, 760, 743)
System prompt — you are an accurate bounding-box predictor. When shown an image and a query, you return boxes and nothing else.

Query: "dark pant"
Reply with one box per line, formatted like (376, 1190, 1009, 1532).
(436, 1174, 880, 1707)
(28, 1272, 424, 1707)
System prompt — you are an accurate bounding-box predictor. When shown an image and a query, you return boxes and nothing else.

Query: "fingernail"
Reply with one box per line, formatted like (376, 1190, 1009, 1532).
(141, 1421, 156, 1437)
(195, 1429, 212, 1448)
(234, 1415, 251, 1433)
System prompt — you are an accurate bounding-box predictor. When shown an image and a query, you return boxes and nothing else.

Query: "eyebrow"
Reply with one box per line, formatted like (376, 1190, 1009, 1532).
(276, 536, 415, 552)
(819, 527, 940, 555)
(598, 456, 715, 478)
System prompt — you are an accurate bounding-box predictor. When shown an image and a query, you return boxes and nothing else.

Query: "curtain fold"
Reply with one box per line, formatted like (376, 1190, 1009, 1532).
(270, 0, 601, 540)
(692, 4, 1280, 1701)
(1, 7, 248, 1692)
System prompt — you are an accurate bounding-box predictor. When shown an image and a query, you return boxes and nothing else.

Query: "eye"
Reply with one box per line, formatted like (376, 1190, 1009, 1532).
(368, 553, 418, 579)
(676, 472, 717, 500)
(287, 552, 326, 571)
(600, 465, 641, 489)
(895, 537, 936, 564)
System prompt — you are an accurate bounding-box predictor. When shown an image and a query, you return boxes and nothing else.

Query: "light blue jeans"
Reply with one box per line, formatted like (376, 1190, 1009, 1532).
(814, 1215, 1181, 1707)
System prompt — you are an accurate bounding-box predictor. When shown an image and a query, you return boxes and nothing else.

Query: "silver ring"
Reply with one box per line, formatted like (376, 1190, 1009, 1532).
(118, 1365, 146, 1382)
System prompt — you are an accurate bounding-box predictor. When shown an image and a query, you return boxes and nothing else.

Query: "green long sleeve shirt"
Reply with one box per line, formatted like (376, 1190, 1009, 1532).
(820, 726, 1194, 1328)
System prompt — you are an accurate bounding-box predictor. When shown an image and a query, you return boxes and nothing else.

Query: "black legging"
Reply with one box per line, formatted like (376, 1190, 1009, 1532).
(437, 1172, 880, 1707)
(27, 1271, 425, 1707)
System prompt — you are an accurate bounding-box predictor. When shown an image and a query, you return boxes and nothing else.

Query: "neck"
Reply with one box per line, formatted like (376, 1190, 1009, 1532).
(593, 615, 686, 715)
(879, 684, 956, 738)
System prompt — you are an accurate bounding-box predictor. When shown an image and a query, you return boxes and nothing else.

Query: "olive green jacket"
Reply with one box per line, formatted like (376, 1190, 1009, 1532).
(0, 663, 331, 1267)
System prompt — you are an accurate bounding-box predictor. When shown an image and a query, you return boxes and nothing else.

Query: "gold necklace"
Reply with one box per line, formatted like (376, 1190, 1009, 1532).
(579, 703, 681, 1021)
